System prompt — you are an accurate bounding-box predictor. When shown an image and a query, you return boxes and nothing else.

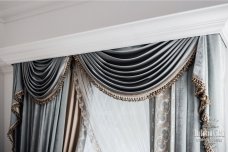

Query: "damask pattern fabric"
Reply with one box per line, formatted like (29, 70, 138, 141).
(149, 89, 171, 152)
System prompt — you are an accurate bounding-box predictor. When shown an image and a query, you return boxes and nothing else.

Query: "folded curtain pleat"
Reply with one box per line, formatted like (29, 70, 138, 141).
(79, 37, 199, 95)
(22, 57, 71, 103)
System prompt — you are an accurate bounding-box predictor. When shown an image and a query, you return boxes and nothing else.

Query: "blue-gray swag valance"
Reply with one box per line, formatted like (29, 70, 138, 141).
(77, 37, 198, 100)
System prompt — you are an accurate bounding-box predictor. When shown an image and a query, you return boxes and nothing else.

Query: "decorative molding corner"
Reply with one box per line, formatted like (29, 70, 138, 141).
(0, 4, 228, 70)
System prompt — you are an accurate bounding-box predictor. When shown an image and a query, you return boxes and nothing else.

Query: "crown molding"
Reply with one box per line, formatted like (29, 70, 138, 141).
(0, 4, 228, 73)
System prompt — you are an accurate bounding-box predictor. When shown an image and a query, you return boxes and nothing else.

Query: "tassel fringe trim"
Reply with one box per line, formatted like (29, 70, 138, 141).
(7, 90, 24, 152)
(192, 75, 214, 152)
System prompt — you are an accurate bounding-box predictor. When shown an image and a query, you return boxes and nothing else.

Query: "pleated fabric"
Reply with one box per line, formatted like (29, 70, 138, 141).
(78, 37, 199, 99)
(173, 67, 201, 152)
(149, 35, 227, 152)
(63, 69, 87, 152)
(19, 71, 70, 152)
(8, 57, 71, 152)
(22, 57, 71, 103)
(192, 34, 227, 152)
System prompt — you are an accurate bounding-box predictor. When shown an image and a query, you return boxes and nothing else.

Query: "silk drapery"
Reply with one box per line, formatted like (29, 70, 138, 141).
(8, 34, 227, 152)
(78, 37, 198, 100)
(8, 57, 72, 152)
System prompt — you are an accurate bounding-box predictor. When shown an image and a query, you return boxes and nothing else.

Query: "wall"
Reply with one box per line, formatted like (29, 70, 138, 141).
(0, 22, 5, 152)
(0, 72, 4, 152)
(0, 23, 4, 47)
(3, 72, 13, 152)
(0, 69, 13, 152)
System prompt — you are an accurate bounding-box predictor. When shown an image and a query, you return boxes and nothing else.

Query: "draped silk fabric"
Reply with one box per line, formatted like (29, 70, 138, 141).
(8, 57, 71, 152)
(78, 37, 198, 99)
(192, 35, 227, 151)
(63, 70, 87, 152)
(8, 34, 227, 152)
(22, 57, 71, 103)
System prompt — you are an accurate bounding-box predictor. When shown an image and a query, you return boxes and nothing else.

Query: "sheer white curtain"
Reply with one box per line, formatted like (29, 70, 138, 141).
(77, 65, 150, 152)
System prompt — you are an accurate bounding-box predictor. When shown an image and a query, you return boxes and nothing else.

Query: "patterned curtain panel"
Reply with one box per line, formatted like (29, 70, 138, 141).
(8, 34, 227, 152)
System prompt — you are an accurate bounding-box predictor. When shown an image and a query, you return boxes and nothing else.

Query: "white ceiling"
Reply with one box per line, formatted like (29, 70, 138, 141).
(0, 1, 228, 23)
(0, 1, 83, 23)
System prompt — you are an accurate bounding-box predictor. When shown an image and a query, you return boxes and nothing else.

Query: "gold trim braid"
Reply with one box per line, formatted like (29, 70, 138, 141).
(33, 57, 72, 104)
(192, 75, 214, 152)
(74, 49, 196, 101)
(7, 90, 24, 152)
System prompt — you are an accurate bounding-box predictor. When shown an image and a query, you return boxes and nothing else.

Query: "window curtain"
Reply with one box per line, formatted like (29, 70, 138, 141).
(8, 57, 73, 152)
(8, 34, 227, 152)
